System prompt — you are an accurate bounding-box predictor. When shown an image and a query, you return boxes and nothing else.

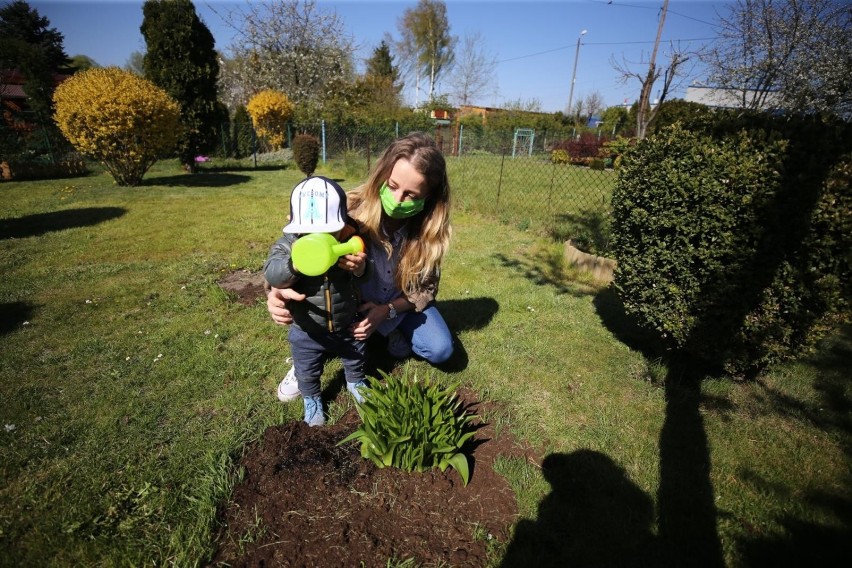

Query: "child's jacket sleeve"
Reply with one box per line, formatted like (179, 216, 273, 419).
(263, 233, 299, 288)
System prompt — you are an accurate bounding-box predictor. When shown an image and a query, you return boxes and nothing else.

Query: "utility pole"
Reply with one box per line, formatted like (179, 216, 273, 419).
(567, 29, 587, 118)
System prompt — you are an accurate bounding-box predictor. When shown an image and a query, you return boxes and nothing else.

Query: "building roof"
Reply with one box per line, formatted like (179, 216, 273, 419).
(685, 84, 782, 110)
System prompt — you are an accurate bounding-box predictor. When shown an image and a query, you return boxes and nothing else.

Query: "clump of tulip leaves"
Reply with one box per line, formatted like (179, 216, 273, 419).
(338, 368, 477, 486)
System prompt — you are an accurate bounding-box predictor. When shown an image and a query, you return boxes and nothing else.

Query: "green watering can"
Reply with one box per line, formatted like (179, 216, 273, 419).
(291, 233, 365, 276)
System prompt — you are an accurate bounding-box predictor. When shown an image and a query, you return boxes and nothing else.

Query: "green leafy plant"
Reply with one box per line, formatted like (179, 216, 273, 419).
(339, 368, 476, 485)
(611, 122, 851, 375)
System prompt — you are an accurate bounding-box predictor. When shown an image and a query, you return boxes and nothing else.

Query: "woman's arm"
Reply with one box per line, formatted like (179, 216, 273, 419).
(266, 286, 306, 326)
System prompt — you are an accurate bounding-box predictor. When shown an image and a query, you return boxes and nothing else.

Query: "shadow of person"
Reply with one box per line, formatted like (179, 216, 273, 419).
(501, 450, 656, 568)
(438, 296, 499, 332)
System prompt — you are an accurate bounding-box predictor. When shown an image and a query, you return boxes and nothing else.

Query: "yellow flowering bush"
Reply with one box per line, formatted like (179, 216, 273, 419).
(53, 67, 181, 186)
(246, 89, 294, 150)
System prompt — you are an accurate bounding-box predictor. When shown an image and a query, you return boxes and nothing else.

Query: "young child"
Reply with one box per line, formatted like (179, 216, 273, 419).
(263, 176, 368, 426)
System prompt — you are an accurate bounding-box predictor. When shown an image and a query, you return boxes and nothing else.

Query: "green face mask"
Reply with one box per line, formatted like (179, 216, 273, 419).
(379, 182, 426, 219)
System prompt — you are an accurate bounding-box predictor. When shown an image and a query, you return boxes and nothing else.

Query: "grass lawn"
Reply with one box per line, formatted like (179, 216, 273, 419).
(1, 160, 849, 566)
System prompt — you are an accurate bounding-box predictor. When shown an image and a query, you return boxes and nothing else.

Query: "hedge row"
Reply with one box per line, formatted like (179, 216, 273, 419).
(610, 114, 851, 376)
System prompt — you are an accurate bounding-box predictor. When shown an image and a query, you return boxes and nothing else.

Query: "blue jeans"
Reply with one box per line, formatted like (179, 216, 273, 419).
(394, 303, 454, 364)
(288, 326, 366, 398)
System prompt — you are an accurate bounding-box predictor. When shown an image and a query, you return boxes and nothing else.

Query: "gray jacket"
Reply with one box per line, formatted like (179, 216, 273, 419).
(263, 232, 364, 335)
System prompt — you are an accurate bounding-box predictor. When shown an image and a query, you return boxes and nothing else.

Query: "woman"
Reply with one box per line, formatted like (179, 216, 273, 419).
(268, 133, 454, 398)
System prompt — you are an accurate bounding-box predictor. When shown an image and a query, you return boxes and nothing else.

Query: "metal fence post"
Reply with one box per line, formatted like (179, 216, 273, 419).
(321, 120, 327, 164)
(496, 145, 506, 215)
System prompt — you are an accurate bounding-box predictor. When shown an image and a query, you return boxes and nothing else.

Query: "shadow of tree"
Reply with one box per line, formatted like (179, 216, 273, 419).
(199, 164, 289, 173)
(142, 172, 252, 187)
(738, 484, 852, 566)
(737, 324, 852, 566)
(0, 207, 127, 240)
(500, 450, 657, 567)
(494, 252, 599, 297)
(0, 301, 34, 336)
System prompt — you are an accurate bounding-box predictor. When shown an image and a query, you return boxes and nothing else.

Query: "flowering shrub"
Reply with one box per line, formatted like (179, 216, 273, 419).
(52, 67, 180, 186)
(246, 89, 294, 150)
(550, 149, 569, 164)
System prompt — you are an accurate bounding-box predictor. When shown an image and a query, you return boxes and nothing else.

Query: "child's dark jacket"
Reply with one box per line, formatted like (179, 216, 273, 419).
(263, 232, 364, 335)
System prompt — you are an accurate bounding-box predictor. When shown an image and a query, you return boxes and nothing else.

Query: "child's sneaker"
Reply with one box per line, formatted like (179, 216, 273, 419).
(346, 379, 368, 404)
(387, 330, 412, 359)
(303, 395, 325, 427)
(277, 361, 300, 402)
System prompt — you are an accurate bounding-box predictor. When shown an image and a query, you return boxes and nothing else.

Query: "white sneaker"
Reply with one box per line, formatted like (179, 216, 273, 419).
(277, 360, 300, 402)
(387, 330, 412, 359)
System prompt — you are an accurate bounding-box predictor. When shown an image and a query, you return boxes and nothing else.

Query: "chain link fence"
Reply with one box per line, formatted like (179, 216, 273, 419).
(214, 121, 616, 253)
(1, 109, 87, 180)
(1, 110, 615, 253)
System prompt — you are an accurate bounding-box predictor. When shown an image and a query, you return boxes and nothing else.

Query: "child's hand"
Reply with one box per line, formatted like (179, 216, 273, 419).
(338, 251, 366, 277)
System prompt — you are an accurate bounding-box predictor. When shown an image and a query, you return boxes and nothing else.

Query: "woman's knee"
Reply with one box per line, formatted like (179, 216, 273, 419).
(417, 338, 453, 364)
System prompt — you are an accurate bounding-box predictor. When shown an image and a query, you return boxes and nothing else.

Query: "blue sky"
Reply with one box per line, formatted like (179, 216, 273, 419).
(30, 0, 733, 112)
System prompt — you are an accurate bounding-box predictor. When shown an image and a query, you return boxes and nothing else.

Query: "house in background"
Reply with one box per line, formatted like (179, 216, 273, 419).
(685, 83, 782, 111)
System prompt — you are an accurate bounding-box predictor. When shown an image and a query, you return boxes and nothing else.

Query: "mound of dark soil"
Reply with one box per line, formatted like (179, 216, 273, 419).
(211, 394, 536, 567)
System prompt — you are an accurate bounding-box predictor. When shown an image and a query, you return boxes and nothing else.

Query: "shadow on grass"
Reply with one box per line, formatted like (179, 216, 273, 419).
(0, 301, 34, 336)
(593, 287, 725, 567)
(142, 172, 252, 187)
(494, 252, 598, 297)
(656, 355, 725, 568)
(737, 324, 852, 566)
(550, 208, 611, 255)
(198, 164, 290, 173)
(500, 450, 656, 567)
(0, 207, 127, 240)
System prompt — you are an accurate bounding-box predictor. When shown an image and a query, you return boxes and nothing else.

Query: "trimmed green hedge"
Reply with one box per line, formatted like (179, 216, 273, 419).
(292, 133, 320, 177)
(610, 118, 851, 376)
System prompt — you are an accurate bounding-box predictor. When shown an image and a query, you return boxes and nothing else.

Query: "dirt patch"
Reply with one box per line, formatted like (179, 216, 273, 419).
(218, 269, 267, 305)
(210, 391, 538, 567)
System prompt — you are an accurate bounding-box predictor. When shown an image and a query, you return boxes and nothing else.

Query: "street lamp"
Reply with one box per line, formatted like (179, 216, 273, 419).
(567, 29, 587, 116)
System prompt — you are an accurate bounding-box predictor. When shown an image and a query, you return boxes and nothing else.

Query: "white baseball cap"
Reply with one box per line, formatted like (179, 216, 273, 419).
(283, 176, 349, 233)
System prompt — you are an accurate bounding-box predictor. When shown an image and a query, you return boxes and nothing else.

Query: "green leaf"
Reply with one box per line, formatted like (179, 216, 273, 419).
(447, 453, 470, 486)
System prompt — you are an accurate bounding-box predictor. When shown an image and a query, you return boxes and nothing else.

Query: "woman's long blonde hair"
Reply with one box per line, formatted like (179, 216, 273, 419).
(348, 132, 452, 296)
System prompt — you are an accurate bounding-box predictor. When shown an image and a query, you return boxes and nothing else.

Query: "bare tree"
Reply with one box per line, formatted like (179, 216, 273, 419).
(611, 0, 694, 139)
(502, 98, 543, 112)
(219, 0, 354, 109)
(704, 0, 852, 117)
(583, 91, 606, 118)
(445, 31, 497, 107)
(396, 0, 456, 104)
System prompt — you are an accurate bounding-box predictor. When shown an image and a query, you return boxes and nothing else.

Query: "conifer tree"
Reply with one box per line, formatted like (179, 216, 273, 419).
(141, 0, 222, 171)
(0, 0, 70, 117)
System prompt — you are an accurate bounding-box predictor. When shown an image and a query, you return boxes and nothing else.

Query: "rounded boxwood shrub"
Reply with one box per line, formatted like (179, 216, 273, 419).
(292, 133, 320, 177)
(610, 122, 850, 376)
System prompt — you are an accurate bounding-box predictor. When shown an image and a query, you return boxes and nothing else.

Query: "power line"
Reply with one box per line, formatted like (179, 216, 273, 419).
(497, 37, 718, 63)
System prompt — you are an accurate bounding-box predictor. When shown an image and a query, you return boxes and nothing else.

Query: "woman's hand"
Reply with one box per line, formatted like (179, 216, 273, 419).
(338, 251, 366, 277)
(267, 286, 306, 326)
(350, 301, 386, 341)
